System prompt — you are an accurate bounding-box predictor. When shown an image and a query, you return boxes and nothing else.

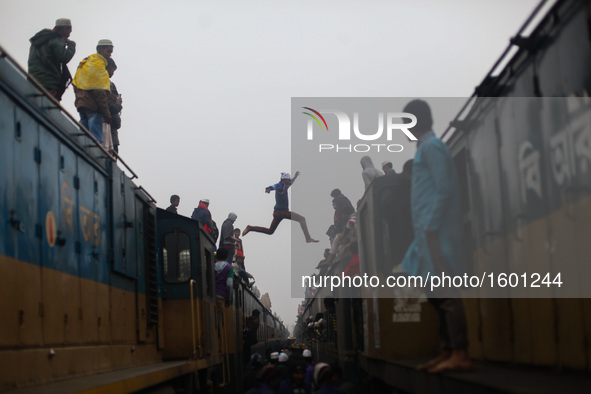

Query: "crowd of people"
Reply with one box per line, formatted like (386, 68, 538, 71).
(244, 347, 358, 394)
(165, 194, 257, 296)
(27, 18, 123, 154)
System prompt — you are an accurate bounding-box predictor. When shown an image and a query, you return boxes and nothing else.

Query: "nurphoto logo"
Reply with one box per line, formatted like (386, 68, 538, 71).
(302, 107, 417, 153)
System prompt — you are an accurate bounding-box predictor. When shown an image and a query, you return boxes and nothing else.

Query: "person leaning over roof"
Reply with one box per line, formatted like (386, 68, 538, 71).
(72, 39, 114, 143)
(27, 18, 76, 101)
(166, 195, 180, 214)
(214, 248, 234, 325)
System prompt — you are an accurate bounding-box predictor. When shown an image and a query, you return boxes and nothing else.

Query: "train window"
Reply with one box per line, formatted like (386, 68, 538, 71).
(162, 230, 191, 283)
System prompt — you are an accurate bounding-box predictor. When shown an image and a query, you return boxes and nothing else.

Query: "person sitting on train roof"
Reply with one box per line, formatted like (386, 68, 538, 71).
(166, 195, 180, 214)
(382, 160, 396, 176)
(214, 248, 233, 324)
(316, 248, 332, 276)
(401, 99, 472, 373)
(72, 39, 114, 143)
(321, 214, 357, 270)
(28, 18, 76, 101)
(191, 199, 213, 234)
(242, 171, 319, 243)
(105, 58, 122, 154)
(219, 212, 238, 262)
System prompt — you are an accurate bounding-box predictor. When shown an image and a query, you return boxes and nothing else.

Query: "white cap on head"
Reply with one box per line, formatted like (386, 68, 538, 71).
(55, 18, 71, 27)
(270, 352, 279, 360)
(97, 39, 113, 46)
(278, 352, 289, 363)
(201, 199, 210, 204)
(303, 349, 312, 358)
(280, 172, 291, 180)
(382, 160, 392, 168)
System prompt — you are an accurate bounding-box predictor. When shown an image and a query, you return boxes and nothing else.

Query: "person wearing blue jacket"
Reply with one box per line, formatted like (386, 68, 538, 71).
(401, 99, 472, 373)
(243, 171, 318, 243)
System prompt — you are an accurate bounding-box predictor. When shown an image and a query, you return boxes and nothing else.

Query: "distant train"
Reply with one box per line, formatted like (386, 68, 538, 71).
(297, 0, 591, 392)
(0, 45, 287, 393)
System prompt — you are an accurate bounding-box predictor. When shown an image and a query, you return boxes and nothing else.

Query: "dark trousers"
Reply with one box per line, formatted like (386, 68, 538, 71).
(248, 210, 313, 240)
(428, 297, 468, 350)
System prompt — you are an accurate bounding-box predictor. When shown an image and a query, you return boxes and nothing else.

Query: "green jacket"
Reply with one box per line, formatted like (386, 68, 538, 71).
(27, 29, 75, 94)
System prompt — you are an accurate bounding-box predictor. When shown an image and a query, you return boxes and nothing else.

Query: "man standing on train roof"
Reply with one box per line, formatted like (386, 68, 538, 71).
(401, 99, 472, 373)
(242, 171, 319, 243)
(220, 212, 238, 262)
(166, 195, 180, 214)
(191, 199, 213, 235)
(72, 39, 114, 143)
(106, 58, 123, 154)
(27, 18, 76, 101)
(330, 188, 354, 235)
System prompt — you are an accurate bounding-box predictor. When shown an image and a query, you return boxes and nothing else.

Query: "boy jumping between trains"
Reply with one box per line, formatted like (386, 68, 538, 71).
(242, 171, 319, 243)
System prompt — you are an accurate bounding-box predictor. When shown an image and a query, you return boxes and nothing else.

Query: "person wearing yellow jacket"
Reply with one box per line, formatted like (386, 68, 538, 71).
(72, 39, 113, 143)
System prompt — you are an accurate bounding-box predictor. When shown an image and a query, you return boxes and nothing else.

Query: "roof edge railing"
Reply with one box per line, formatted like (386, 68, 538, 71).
(441, 0, 551, 140)
(0, 45, 138, 180)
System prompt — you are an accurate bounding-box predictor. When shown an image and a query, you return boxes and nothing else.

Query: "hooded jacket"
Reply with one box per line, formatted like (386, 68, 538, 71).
(28, 28, 75, 94)
(220, 212, 237, 248)
(360, 156, 383, 190)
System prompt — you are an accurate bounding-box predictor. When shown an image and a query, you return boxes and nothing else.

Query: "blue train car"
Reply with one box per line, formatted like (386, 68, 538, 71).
(0, 46, 286, 393)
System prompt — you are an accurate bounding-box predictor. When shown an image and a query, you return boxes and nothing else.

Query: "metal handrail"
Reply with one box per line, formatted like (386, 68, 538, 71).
(441, 0, 550, 140)
(0, 45, 138, 179)
(189, 279, 202, 359)
(135, 185, 157, 204)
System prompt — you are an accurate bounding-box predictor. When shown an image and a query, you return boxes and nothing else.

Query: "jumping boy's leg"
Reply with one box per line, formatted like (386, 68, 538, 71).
(243, 212, 287, 236)
(289, 212, 318, 243)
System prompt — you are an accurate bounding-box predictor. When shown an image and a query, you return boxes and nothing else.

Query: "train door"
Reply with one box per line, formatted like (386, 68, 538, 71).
(157, 210, 217, 360)
(0, 103, 43, 347)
